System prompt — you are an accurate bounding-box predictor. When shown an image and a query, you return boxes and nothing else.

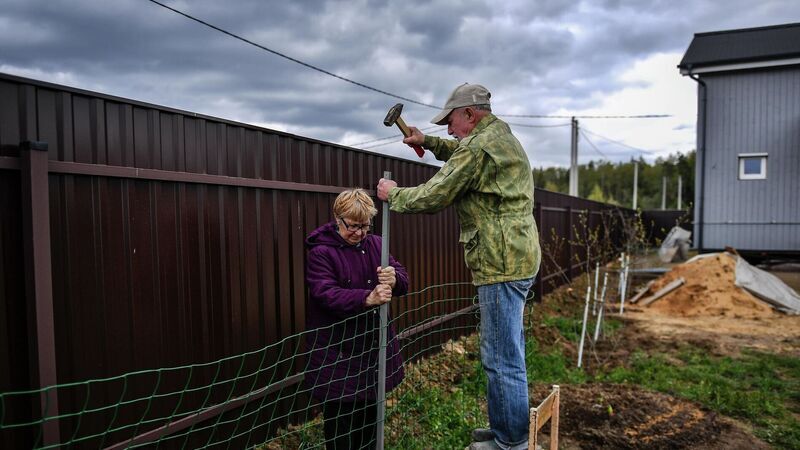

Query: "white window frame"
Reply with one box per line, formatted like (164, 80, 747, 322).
(738, 153, 767, 180)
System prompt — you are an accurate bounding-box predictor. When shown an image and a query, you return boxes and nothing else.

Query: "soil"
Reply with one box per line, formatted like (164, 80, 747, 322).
(527, 253, 800, 449)
(637, 253, 777, 319)
(267, 252, 799, 449)
(622, 252, 800, 357)
(542, 309, 789, 449)
(531, 384, 770, 450)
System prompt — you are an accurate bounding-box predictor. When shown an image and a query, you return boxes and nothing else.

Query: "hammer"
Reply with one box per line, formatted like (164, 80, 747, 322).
(383, 103, 425, 158)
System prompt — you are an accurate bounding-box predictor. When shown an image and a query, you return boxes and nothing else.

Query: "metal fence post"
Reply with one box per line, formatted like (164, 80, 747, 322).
(376, 171, 391, 450)
(577, 284, 591, 368)
(20, 140, 60, 447)
(566, 206, 574, 281)
(534, 202, 544, 300)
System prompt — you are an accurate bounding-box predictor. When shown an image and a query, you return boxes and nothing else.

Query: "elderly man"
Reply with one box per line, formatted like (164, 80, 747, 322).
(377, 83, 541, 450)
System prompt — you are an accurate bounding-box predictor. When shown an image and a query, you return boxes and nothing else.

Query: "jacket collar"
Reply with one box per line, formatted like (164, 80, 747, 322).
(467, 113, 498, 139)
(306, 220, 365, 249)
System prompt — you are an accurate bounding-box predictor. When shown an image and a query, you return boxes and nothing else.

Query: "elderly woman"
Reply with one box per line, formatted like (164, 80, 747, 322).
(304, 188, 408, 450)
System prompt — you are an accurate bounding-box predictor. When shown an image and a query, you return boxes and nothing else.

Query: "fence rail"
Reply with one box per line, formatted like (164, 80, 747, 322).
(0, 72, 635, 448)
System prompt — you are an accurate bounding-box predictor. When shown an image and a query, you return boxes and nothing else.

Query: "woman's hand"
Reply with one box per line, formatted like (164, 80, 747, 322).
(376, 266, 396, 288)
(365, 284, 392, 306)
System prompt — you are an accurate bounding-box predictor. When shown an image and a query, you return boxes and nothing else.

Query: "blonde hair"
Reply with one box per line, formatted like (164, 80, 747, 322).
(333, 188, 377, 222)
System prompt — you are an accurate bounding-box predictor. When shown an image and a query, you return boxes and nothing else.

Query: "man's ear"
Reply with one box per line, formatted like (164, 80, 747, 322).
(465, 107, 475, 122)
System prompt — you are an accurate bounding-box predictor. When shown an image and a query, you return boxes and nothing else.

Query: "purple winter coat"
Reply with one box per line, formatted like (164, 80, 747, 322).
(304, 221, 408, 403)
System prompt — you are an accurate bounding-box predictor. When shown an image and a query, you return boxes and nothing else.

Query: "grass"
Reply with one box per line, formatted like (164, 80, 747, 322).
(538, 306, 800, 447)
(387, 310, 800, 450)
(388, 383, 485, 449)
(599, 348, 800, 449)
(526, 337, 588, 385)
(386, 334, 587, 449)
(540, 308, 623, 343)
(386, 346, 486, 450)
(263, 292, 798, 450)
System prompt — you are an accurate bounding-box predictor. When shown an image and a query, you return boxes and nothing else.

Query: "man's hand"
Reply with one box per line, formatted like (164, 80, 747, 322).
(377, 178, 397, 202)
(365, 284, 392, 306)
(403, 126, 425, 147)
(376, 266, 396, 288)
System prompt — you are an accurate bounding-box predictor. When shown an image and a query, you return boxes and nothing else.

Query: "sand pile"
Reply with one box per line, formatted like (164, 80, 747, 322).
(639, 253, 777, 318)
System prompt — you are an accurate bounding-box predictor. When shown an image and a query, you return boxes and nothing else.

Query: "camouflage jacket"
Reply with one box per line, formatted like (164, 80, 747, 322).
(388, 114, 541, 286)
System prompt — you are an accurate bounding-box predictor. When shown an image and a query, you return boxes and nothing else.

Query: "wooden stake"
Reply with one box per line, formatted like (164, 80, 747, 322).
(528, 385, 560, 450)
(629, 280, 655, 304)
(639, 278, 685, 306)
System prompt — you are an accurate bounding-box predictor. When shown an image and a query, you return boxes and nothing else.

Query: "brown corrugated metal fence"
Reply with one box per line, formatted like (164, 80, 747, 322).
(0, 73, 633, 447)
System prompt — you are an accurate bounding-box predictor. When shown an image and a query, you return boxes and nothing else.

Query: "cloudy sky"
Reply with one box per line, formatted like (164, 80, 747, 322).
(2, 0, 799, 168)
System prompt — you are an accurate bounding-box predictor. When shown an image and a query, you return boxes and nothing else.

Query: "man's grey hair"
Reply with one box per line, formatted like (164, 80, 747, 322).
(473, 104, 492, 112)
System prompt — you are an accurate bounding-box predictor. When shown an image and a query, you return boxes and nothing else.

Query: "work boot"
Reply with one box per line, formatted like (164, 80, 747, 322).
(471, 428, 495, 442)
(465, 439, 501, 450)
(465, 439, 536, 450)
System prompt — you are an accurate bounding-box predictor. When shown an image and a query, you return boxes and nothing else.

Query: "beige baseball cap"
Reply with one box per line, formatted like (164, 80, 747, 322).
(430, 83, 491, 125)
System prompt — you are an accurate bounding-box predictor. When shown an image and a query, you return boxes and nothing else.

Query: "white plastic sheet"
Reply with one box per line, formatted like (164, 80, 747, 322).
(734, 255, 800, 314)
(658, 226, 692, 263)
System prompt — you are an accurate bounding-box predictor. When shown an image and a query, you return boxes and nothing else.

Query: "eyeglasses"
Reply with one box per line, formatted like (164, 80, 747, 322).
(339, 217, 371, 233)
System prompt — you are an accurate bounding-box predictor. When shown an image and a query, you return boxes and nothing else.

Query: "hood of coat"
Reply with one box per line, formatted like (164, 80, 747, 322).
(306, 220, 366, 249)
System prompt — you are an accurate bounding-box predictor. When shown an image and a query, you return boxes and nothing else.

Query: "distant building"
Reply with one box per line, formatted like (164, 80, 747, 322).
(678, 22, 800, 255)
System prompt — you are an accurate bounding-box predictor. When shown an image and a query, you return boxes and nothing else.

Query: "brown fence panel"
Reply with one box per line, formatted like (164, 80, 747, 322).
(0, 73, 633, 447)
(641, 209, 692, 245)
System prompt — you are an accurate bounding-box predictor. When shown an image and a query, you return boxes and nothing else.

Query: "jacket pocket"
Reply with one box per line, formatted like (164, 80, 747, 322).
(459, 228, 480, 271)
(503, 216, 539, 277)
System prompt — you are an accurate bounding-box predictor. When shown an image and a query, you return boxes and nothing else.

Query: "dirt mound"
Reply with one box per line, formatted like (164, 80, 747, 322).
(538, 383, 768, 450)
(640, 253, 777, 318)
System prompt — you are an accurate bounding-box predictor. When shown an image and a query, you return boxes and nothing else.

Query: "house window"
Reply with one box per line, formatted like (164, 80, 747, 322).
(738, 153, 767, 180)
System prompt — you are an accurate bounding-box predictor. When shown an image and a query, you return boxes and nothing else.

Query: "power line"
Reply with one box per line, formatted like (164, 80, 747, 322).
(146, 0, 440, 109)
(507, 121, 572, 128)
(499, 114, 671, 119)
(148, 1, 673, 120)
(353, 120, 569, 149)
(578, 129, 608, 160)
(581, 127, 656, 155)
(348, 125, 444, 147)
(362, 128, 449, 150)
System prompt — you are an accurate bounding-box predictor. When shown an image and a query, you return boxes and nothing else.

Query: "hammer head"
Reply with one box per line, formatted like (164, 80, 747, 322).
(383, 103, 404, 127)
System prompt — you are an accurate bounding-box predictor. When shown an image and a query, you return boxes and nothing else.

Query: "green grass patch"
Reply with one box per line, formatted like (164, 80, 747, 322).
(598, 348, 800, 449)
(541, 313, 622, 343)
(389, 309, 799, 449)
(542, 315, 583, 341)
(526, 337, 588, 384)
(387, 384, 485, 450)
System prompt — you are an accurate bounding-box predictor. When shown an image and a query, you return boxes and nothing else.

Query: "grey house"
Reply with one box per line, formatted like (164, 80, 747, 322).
(678, 23, 800, 255)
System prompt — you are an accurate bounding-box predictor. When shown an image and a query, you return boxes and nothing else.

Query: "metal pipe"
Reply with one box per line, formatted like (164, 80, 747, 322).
(577, 285, 592, 368)
(593, 273, 609, 342)
(376, 170, 391, 450)
(688, 69, 707, 250)
(619, 254, 630, 315)
(592, 263, 599, 316)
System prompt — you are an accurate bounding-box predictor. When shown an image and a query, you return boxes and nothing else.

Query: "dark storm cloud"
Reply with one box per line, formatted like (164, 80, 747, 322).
(1, 0, 799, 166)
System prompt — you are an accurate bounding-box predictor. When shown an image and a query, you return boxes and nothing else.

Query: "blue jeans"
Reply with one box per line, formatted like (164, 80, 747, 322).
(477, 278, 534, 449)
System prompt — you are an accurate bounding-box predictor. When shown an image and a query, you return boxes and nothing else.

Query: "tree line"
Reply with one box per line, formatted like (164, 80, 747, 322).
(533, 151, 695, 210)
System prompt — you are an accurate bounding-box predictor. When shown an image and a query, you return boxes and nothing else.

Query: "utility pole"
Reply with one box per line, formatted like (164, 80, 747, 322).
(632, 161, 638, 210)
(661, 176, 667, 210)
(677, 175, 682, 209)
(569, 116, 579, 197)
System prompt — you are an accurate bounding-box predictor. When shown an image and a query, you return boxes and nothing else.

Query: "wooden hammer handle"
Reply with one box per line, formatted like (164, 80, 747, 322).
(395, 117, 425, 158)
